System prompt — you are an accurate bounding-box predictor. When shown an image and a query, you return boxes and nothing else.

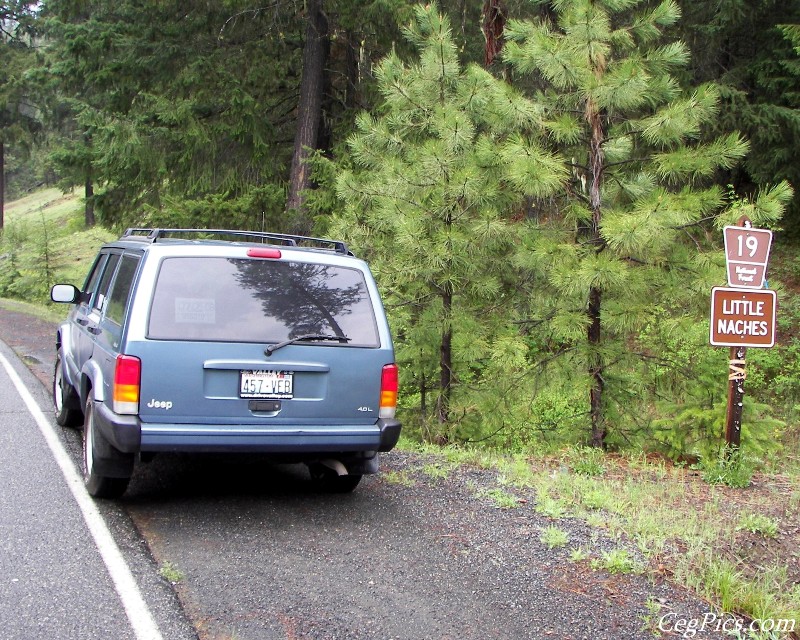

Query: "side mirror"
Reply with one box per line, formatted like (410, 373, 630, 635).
(51, 284, 81, 304)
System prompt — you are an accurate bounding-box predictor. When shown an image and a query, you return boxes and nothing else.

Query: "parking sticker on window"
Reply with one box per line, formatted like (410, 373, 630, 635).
(175, 298, 216, 324)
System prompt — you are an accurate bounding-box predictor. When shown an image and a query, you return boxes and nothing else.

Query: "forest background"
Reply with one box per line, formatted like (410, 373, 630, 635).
(3, 0, 800, 470)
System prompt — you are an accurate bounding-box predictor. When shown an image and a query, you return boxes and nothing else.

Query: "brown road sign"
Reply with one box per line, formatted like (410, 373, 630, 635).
(710, 287, 776, 348)
(723, 225, 773, 288)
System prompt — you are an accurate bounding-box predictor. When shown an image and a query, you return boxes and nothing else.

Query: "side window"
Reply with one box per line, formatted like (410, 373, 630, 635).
(105, 255, 139, 326)
(92, 253, 121, 314)
(81, 253, 109, 308)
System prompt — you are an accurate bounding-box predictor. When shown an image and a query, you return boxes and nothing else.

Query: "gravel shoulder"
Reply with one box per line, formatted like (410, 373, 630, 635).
(121, 449, 734, 640)
(0, 301, 738, 640)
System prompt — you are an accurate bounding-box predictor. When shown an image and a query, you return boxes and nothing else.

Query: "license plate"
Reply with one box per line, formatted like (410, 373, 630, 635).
(239, 370, 293, 399)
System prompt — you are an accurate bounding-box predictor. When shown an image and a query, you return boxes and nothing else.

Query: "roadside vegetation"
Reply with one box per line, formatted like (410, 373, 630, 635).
(4, 0, 799, 460)
(0, 187, 113, 302)
(398, 443, 800, 639)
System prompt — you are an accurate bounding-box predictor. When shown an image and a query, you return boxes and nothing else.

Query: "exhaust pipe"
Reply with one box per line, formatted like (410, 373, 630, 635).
(319, 459, 348, 476)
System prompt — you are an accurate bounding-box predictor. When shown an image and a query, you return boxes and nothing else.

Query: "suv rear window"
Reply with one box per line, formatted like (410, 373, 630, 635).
(147, 257, 380, 346)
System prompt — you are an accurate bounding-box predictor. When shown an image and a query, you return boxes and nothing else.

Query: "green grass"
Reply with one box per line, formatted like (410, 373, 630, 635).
(539, 455, 798, 628)
(382, 470, 416, 487)
(0, 297, 65, 323)
(564, 445, 606, 477)
(401, 445, 799, 636)
(736, 513, 779, 538)
(477, 487, 520, 509)
(590, 548, 643, 575)
(569, 546, 591, 562)
(5, 187, 82, 223)
(699, 449, 757, 488)
(158, 561, 185, 584)
(540, 525, 569, 549)
(422, 462, 455, 479)
(1, 188, 114, 305)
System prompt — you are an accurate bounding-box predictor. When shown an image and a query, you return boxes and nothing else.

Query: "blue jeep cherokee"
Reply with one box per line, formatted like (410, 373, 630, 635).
(51, 229, 401, 497)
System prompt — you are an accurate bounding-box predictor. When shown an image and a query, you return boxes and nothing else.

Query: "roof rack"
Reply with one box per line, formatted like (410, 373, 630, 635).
(120, 228, 351, 255)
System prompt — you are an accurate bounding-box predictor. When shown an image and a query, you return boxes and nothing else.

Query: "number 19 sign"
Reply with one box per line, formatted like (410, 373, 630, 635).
(723, 224, 773, 288)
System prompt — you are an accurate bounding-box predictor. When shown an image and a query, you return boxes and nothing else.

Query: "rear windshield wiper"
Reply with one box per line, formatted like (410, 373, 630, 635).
(265, 333, 351, 356)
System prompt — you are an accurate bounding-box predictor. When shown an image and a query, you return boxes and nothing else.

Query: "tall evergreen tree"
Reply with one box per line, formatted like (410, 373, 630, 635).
(331, 3, 565, 437)
(1, 1, 40, 228)
(37, 0, 436, 230)
(503, 0, 791, 446)
(286, 0, 329, 233)
(40, 0, 304, 229)
(679, 0, 800, 232)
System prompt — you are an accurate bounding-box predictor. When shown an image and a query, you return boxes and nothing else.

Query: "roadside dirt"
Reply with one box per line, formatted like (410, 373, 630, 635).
(2, 302, 795, 640)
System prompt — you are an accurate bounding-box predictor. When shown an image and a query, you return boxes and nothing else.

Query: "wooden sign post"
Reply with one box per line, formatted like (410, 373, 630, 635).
(712, 217, 776, 451)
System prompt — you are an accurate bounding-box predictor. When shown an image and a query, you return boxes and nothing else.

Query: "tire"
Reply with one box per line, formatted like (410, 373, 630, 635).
(308, 463, 362, 493)
(83, 398, 130, 499)
(53, 351, 82, 427)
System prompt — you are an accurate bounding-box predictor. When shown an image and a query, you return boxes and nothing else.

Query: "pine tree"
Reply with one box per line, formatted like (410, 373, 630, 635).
(1, 1, 40, 228)
(679, 1, 800, 232)
(502, 0, 792, 447)
(286, 0, 329, 233)
(331, 3, 565, 438)
(37, 0, 442, 231)
(41, 0, 304, 229)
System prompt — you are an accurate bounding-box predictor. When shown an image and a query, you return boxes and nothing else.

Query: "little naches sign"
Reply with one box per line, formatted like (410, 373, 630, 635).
(710, 287, 776, 348)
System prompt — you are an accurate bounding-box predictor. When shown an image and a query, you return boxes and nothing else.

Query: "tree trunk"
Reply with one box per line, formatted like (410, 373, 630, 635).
(420, 371, 427, 417)
(586, 97, 606, 447)
(588, 285, 604, 447)
(437, 205, 455, 427)
(437, 287, 453, 425)
(482, 0, 507, 68)
(83, 133, 95, 227)
(344, 29, 359, 111)
(0, 141, 5, 230)
(85, 176, 95, 227)
(286, 0, 328, 234)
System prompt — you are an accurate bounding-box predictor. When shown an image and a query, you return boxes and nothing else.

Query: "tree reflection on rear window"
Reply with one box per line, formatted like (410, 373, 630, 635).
(147, 257, 380, 346)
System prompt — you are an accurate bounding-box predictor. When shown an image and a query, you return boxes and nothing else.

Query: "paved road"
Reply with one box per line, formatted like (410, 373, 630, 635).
(0, 338, 196, 640)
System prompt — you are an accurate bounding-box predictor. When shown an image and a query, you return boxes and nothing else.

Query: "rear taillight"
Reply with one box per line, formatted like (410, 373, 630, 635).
(113, 354, 141, 415)
(379, 364, 398, 419)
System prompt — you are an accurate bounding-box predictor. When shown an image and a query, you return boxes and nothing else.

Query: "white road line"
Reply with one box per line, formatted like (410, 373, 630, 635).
(0, 352, 163, 640)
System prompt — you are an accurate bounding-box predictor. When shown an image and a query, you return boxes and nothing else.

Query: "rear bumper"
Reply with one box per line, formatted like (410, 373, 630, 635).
(377, 418, 401, 452)
(94, 401, 401, 454)
(94, 401, 141, 453)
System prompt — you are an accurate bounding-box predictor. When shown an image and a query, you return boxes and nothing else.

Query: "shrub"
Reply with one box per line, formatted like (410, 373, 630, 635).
(698, 448, 756, 488)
